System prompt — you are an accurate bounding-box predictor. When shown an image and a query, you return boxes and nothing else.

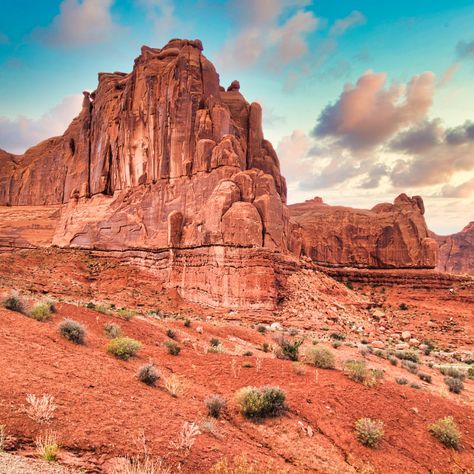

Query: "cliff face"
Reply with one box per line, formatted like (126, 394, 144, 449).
(0, 39, 292, 253)
(289, 194, 438, 269)
(431, 222, 474, 275)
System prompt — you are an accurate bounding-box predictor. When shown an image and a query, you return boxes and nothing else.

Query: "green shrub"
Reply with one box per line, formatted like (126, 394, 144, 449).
(205, 395, 226, 418)
(396, 377, 408, 385)
(445, 376, 464, 394)
(235, 386, 286, 418)
(137, 363, 159, 386)
(210, 337, 220, 347)
(275, 337, 303, 361)
(243, 351, 253, 356)
(418, 372, 432, 383)
(399, 303, 408, 310)
(30, 302, 52, 322)
(166, 329, 176, 339)
(439, 366, 465, 380)
(257, 325, 266, 334)
(104, 322, 122, 339)
(260, 343, 271, 353)
(410, 383, 421, 389)
(388, 356, 398, 366)
(395, 351, 419, 363)
(305, 346, 336, 369)
(346, 281, 354, 290)
(107, 337, 141, 360)
(429, 417, 461, 449)
(355, 418, 384, 447)
(59, 319, 85, 344)
(2, 292, 25, 313)
(422, 339, 435, 355)
(117, 308, 135, 320)
(330, 332, 345, 341)
(95, 303, 109, 314)
(402, 360, 419, 374)
(164, 340, 181, 355)
(86, 302, 95, 310)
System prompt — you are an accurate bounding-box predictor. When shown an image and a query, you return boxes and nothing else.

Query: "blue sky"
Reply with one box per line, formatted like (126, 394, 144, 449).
(0, 0, 473, 233)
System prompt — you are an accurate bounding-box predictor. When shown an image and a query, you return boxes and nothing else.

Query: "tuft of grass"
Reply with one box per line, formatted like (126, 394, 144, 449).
(401, 360, 419, 374)
(35, 431, 59, 462)
(210, 337, 220, 347)
(355, 418, 384, 448)
(429, 416, 461, 449)
(58, 319, 85, 344)
(164, 374, 186, 398)
(137, 363, 160, 386)
(305, 346, 336, 369)
(30, 302, 53, 322)
(95, 303, 109, 314)
(117, 308, 135, 320)
(235, 386, 286, 419)
(104, 322, 122, 339)
(164, 340, 181, 356)
(444, 376, 464, 394)
(166, 329, 176, 340)
(2, 292, 25, 314)
(205, 395, 226, 418)
(107, 337, 142, 360)
(344, 360, 382, 386)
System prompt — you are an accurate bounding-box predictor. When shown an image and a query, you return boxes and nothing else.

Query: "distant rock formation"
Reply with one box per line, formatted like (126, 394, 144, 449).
(289, 194, 438, 269)
(431, 222, 474, 275)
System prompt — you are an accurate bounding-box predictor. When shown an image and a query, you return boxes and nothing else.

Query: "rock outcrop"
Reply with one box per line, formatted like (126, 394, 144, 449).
(289, 194, 438, 269)
(431, 222, 474, 275)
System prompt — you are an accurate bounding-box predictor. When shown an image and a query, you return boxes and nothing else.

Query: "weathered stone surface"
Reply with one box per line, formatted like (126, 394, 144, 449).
(289, 194, 438, 269)
(431, 222, 474, 275)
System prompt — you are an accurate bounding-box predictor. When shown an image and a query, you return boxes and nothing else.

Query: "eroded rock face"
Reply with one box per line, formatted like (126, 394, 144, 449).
(0, 39, 291, 253)
(431, 222, 474, 275)
(289, 194, 438, 269)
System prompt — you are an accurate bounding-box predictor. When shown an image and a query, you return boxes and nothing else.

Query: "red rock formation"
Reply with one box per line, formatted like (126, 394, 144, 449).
(289, 194, 438, 269)
(431, 222, 474, 275)
(0, 39, 291, 253)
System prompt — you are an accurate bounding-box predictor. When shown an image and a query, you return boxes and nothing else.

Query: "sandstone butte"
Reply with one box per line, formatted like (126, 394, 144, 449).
(430, 222, 474, 275)
(0, 37, 466, 311)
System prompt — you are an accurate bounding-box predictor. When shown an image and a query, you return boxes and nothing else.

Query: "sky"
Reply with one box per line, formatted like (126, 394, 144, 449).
(0, 0, 473, 235)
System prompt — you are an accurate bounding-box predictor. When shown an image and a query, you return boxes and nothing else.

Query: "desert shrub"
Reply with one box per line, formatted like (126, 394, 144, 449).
(86, 302, 95, 310)
(422, 339, 436, 355)
(305, 346, 335, 369)
(26, 394, 57, 424)
(117, 308, 135, 320)
(396, 377, 408, 385)
(274, 336, 303, 361)
(164, 341, 181, 356)
(35, 431, 59, 462)
(374, 349, 384, 358)
(344, 360, 382, 387)
(439, 366, 465, 380)
(355, 418, 384, 448)
(210, 337, 220, 347)
(137, 363, 160, 386)
(2, 292, 25, 313)
(410, 383, 421, 389)
(468, 366, 474, 380)
(401, 360, 419, 374)
(332, 341, 342, 349)
(257, 325, 266, 334)
(388, 356, 398, 366)
(346, 281, 354, 290)
(330, 332, 345, 341)
(58, 319, 85, 344)
(399, 303, 408, 310)
(243, 351, 253, 356)
(95, 303, 109, 314)
(184, 318, 191, 327)
(30, 302, 53, 322)
(429, 416, 461, 449)
(242, 363, 253, 368)
(235, 386, 286, 419)
(205, 395, 226, 418)
(107, 337, 141, 360)
(395, 351, 419, 363)
(445, 376, 464, 394)
(104, 322, 122, 339)
(260, 343, 271, 353)
(418, 372, 432, 383)
(166, 329, 176, 340)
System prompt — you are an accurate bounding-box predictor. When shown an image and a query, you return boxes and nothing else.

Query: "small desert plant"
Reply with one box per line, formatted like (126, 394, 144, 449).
(422, 339, 435, 355)
(445, 376, 464, 394)
(395, 350, 419, 363)
(242, 362, 253, 368)
(292, 361, 307, 375)
(330, 332, 345, 341)
(429, 416, 461, 449)
(95, 303, 109, 314)
(396, 377, 408, 385)
(305, 346, 336, 369)
(410, 382, 421, 389)
(418, 372, 432, 383)
(59, 319, 85, 344)
(274, 336, 303, 361)
(242, 350, 253, 356)
(346, 281, 354, 290)
(257, 325, 266, 334)
(166, 329, 176, 339)
(260, 342, 270, 353)
(107, 337, 142, 360)
(210, 337, 220, 347)
(164, 374, 186, 397)
(235, 386, 286, 418)
(173, 422, 201, 451)
(0, 424, 6, 451)
(399, 303, 408, 310)
(401, 360, 419, 374)
(344, 360, 381, 386)
(104, 322, 122, 339)
(120, 456, 171, 474)
(184, 318, 191, 327)
(355, 418, 384, 447)
(86, 302, 95, 309)
(332, 341, 342, 349)
(117, 308, 135, 320)
(439, 366, 465, 380)
(26, 394, 57, 424)
(2, 292, 25, 313)
(205, 395, 226, 418)
(388, 356, 398, 366)
(468, 366, 474, 380)
(36, 431, 59, 462)
(164, 341, 181, 355)
(137, 364, 160, 386)
(30, 302, 53, 322)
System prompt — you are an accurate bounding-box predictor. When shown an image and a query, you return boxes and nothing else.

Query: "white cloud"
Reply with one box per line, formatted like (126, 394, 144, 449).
(0, 95, 83, 154)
